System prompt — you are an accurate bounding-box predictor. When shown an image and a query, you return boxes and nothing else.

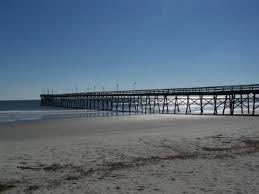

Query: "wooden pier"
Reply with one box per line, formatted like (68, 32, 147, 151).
(41, 84, 259, 116)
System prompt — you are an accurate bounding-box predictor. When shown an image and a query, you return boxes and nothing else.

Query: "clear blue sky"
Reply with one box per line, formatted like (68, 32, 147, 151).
(1, 0, 259, 100)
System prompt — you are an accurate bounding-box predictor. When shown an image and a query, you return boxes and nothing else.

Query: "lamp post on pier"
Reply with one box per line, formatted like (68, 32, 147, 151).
(133, 82, 136, 90)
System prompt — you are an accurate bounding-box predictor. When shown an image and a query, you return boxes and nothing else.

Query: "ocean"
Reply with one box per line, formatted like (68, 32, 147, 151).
(0, 100, 101, 123)
(0, 99, 257, 123)
(0, 100, 154, 123)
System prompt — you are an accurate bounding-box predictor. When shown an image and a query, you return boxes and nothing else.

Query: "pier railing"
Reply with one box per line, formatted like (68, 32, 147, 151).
(42, 84, 259, 97)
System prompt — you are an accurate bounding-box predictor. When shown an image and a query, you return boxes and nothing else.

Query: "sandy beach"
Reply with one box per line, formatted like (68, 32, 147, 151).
(0, 114, 259, 193)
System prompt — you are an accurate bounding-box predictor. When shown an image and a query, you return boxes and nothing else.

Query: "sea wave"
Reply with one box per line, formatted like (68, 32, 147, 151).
(0, 109, 98, 123)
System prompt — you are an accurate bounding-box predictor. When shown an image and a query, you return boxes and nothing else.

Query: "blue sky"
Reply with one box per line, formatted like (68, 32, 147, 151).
(0, 0, 259, 100)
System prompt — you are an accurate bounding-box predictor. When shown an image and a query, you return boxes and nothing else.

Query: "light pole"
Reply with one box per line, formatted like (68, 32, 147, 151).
(133, 82, 136, 90)
(116, 83, 119, 92)
(94, 85, 96, 92)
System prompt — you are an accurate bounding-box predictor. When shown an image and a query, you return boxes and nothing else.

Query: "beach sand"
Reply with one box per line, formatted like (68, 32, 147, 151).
(0, 114, 259, 193)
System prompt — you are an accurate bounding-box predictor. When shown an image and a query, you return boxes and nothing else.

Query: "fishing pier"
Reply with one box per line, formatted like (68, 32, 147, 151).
(41, 84, 259, 116)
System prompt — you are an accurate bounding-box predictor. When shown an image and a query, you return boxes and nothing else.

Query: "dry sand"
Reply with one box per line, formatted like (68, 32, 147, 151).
(0, 114, 259, 193)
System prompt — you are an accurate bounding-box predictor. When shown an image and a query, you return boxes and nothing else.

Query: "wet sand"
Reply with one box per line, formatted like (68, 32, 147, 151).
(0, 115, 259, 193)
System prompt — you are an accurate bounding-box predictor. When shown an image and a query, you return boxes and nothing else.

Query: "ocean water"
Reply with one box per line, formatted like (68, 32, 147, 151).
(0, 100, 257, 123)
(0, 100, 100, 123)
